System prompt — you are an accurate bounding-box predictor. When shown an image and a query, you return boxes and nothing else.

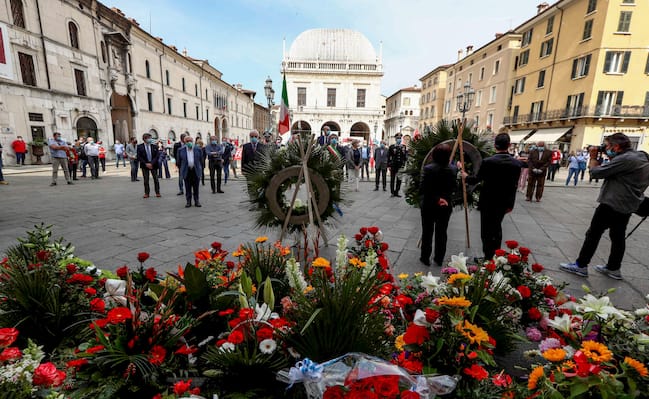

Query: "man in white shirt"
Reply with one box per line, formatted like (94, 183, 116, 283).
(84, 137, 100, 180)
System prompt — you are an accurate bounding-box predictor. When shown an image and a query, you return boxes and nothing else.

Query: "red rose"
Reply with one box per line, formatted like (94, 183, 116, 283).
(368, 226, 379, 235)
(175, 345, 198, 355)
(359, 227, 368, 235)
(403, 324, 430, 346)
(32, 362, 66, 387)
(354, 233, 363, 241)
(0, 347, 22, 362)
(380, 242, 389, 251)
(239, 308, 255, 319)
(190, 388, 201, 395)
(173, 379, 192, 395)
(507, 254, 521, 264)
(463, 364, 489, 380)
(505, 240, 519, 249)
(35, 250, 50, 261)
(90, 298, 106, 313)
(145, 267, 157, 282)
(256, 327, 274, 341)
(379, 283, 394, 295)
(153, 394, 163, 399)
(66, 273, 94, 285)
(485, 261, 496, 272)
(107, 307, 132, 324)
(364, 240, 373, 248)
(86, 345, 105, 354)
(532, 263, 544, 273)
(137, 252, 150, 263)
(517, 285, 531, 299)
(211, 242, 222, 250)
(401, 392, 421, 399)
(66, 358, 88, 369)
(148, 345, 166, 365)
(116, 265, 129, 278)
(494, 249, 507, 257)
(84, 287, 97, 296)
(323, 386, 346, 399)
(66, 263, 77, 274)
(228, 330, 245, 345)
(543, 285, 558, 298)
(0, 328, 19, 347)
(218, 309, 235, 317)
(519, 247, 531, 256)
(425, 308, 440, 323)
(373, 375, 400, 398)
(226, 261, 235, 269)
(528, 307, 542, 320)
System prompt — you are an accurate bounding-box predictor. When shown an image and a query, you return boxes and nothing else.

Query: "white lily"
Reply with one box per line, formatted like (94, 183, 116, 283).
(448, 253, 468, 273)
(545, 314, 573, 334)
(576, 294, 628, 320)
(420, 272, 441, 293)
(413, 309, 431, 327)
(255, 303, 272, 321)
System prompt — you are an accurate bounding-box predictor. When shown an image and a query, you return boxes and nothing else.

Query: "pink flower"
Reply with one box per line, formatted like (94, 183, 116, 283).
(525, 327, 542, 342)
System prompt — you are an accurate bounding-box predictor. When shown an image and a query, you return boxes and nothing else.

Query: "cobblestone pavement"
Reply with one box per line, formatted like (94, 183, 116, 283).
(1, 163, 648, 310)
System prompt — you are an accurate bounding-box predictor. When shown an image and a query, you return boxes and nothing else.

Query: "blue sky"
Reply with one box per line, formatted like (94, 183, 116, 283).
(106, 0, 540, 104)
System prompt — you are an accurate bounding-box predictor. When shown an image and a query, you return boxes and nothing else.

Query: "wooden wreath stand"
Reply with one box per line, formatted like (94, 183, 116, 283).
(449, 119, 471, 248)
(278, 134, 329, 247)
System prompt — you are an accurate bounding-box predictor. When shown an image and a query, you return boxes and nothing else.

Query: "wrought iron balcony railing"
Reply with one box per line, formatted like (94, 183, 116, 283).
(503, 105, 649, 125)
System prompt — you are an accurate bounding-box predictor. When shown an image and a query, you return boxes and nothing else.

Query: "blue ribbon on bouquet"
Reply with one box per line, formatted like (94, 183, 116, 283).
(286, 358, 324, 388)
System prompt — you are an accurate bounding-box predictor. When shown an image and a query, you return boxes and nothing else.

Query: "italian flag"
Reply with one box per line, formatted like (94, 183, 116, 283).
(278, 73, 290, 136)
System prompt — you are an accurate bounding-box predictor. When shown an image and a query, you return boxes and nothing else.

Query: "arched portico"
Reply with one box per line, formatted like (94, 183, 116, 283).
(322, 121, 341, 135)
(76, 116, 99, 141)
(291, 120, 312, 135)
(350, 121, 370, 143)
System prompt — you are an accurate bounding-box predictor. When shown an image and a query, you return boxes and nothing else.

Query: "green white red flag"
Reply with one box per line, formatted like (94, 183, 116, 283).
(278, 73, 290, 136)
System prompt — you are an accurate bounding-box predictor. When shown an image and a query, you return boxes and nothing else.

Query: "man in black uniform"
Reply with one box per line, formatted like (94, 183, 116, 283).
(387, 133, 408, 197)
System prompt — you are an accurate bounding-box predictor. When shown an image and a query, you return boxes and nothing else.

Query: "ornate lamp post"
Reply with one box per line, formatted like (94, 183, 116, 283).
(398, 111, 405, 139)
(455, 81, 475, 248)
(264, 76, 274, 135)
(373, 122, 378, 145)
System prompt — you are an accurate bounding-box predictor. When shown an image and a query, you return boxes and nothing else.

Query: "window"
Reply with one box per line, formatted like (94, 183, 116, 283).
(327, 88, 336, 107)
(475, 90, 482, 106)
(518, 50, 530, 67)
(513, 105, 520, 122)
(538, 70, 546, 87)
(479, 67, 485, 80)
(182, 78, 186, 92)
(489, 86, 497, 103)
(514, 77, 526, 94)
(596, 91, 624, 115)
(603, 51, 631, 74)
(145, 92, 152, 111)
(468, 73, 473, 84)
(206, 108, 209, 121)
(644, 92, 649, 116)
(474, 115, 479, 130)
(540, 38, 553, 57)
(18, 52, 36, 86)
(487, 113, 494, 129)
(522, 29, 533, 47)
(565, 93, 584, 117)
(100, 41, 106, 63)
(145, 60, 150, 78)
(431, 91, 436, 100)
(426, 93, 430, 102)
(356, 88, 366, 108)
(583, 20, 593, 40)
(431, 106, 436, 118)
(623, 0, 635, 3)
(530, 101, 544, 121)
(74, 69, 86, 96)
(196, 105, 199, 120)
(571, 54, 591, 78)
(195, 84, 198, 96)
(68, 22, 79, 49)
(167, 98, 172, 115)
(587, 0, 596, 14)
(494, 60, 500, 75)
(183, 102, 187, 117)
(645, 53, 649, 74)
(546, 16, 554, 35)
(127, 53, 132, 73)
(444, 100, 451, 114)
(165, 70, 170, 86)
(617, 11, 632, 32)
(10, 0, 25, 28)
(403, 97, 410, 106)
(297, 87, 306, 106)
(205, 89, 208, 100)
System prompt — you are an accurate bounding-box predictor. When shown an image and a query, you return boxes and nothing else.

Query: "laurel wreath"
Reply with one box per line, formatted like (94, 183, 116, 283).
(244, 140, 346, 232)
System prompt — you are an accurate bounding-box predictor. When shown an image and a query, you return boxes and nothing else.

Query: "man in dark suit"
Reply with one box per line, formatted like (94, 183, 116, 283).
(173, 133, 187, 195)
(465, 133, 522, 260)
(178, 135, 204, 207)
(526, 140, 552, 202)
(387, 133, 407, 197)
(241, 130, 265, 174)
(136, 132, 160, 198)
(373, 141, 389, 191)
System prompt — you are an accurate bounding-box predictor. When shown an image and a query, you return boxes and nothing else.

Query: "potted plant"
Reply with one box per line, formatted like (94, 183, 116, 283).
(28, 139, 46, 164)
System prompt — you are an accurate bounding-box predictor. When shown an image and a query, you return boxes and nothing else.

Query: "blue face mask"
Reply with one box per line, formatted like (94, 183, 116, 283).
(396, 139, 402, 145)
(147, 138, 154, 144)
(380, 143, 385, 148)
(330, 139, 338, 145)
(251, 137, 258, 144)
(537, 146, 545, 151)
(186, 142, 193, 149)
(606, 149, 617, 157)
(211, 141, 218, 145)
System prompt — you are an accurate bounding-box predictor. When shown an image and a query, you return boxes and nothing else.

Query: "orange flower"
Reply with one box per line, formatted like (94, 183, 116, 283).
(456, 320, 489, 345)
(580, 341, 613, 363)
(528, 366, 544, 390)
(312, 257, 331, 268)
(437, 296, 472, 308)
(349, 257, 366, 268)
(542, 348, 566, 362)
(447, 273, 471, 285)
(194, 250, 212, 262)
(255, 236, 268, 243)
(624, 357, 649, 377)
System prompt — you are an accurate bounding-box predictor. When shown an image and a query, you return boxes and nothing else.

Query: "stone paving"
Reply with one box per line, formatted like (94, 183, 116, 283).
(1, 163, 648, 310)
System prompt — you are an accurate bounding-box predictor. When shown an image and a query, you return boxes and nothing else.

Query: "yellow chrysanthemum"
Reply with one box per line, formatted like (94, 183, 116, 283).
(232, 249, 245, 257)
(398, 273, 409, 279)
(542, 348, 567, 363)
(624, 357, 649, 377)
(303, 285, 314, 294)
(447, 273, 471, 285)
(560, 360, 576, 372)
(580, 341, 613, 363)
(255, 236, 268, 243)
(456, 320, 490, 345)
(312, 257, 331, 268)
(528, 366, 545, 390)
(395, 334, 406, 351)
(437, 296, 472, 308)
(349, 257, 367, 268)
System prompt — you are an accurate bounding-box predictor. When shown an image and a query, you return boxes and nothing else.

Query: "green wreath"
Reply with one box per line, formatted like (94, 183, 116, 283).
(244, 138, 346, 232)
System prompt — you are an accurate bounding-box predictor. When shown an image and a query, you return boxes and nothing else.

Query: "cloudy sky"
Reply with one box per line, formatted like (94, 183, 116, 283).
(105, 0, 541, 102)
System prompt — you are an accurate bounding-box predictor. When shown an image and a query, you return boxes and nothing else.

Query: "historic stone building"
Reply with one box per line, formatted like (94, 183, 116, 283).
(418, 65, 451, 132)
(385, 87, 420, 143)
(0, 0, 253, 164)
(281, 29, 384, 144)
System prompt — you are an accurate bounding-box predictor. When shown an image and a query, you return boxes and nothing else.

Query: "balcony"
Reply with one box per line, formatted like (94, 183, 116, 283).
(503, 105, 649, 125)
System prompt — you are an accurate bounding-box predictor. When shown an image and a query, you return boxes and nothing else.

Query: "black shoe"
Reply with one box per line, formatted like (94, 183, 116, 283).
(395, 194, 402, 197)
(135, 179, 140, 181)
(390, 194, 396, 197)
(185, 203, 191, 208)
(50, 182, 57, 186)
(373, 187, 379, 191)
(217, 190, 224, 193)
(383, 187, 387, 191)
(194, 202, 202, 207)
(212, 190, 216, 194)
(419, 258, 431, 267)
(73, 178, 79, 181)
(67, 181, 73, 185)
(177, 191, 184, 196)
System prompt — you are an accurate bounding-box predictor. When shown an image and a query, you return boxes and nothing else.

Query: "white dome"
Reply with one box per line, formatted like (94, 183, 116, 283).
(288, 29, 377, 63)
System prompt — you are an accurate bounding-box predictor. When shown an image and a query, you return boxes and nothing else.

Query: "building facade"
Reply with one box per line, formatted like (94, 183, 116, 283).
(385, 87, 420, 143)
(281, 29, 384, 144)
(503, 0, 649, 151)
(418, 65, 450, 132)
(0, 0, 253, 164)
(253, 102, 271, 135)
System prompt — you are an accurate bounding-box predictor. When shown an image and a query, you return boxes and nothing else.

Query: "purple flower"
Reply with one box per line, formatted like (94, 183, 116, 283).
(539, 337, 561, 352)
(526, 327, 543, 342)
(441, 267, 458, 274)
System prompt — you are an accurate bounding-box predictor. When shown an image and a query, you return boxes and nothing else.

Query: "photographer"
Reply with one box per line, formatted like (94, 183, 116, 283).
(560, 133, 649, 280)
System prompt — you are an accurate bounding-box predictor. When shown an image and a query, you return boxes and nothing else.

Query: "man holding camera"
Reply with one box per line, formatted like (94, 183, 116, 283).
(526, 140, 552, 202)
(560, 133, 649, 280)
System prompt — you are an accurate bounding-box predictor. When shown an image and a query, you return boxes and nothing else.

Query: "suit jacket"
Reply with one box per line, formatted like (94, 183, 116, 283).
(527, 148, 553, 171)
(241, 142, 265, 168)
(419, 162, 456, 209)
(467, 152, 522, 211)
(387, 144, 407, 169)
(178, 146, 204, 179)
(374, 147, 388, 169)
(136, 143, 160, 169)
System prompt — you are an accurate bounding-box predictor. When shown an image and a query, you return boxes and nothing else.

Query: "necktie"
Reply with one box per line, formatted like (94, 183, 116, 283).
(253, 144, 257, 152)
(146, 145, 151, 161)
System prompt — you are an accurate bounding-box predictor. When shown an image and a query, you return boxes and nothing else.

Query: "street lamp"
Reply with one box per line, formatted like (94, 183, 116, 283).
(373, 122, 378, 145)
(264, 76, 274, 134)
(454, 81, 475, 248)
(398, 111, 405, 138)
(456, 81, 475, 120)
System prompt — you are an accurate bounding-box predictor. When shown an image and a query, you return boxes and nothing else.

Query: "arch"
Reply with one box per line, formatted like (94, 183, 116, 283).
(350, 121, 370, 143)
(322, 121, 341, 135)
(290, 120, 312, 135)
(76, 116, 98, 141)
(68, 21, 79, 49)
(221, 118, 228, 134)
(148, 129, 159, 139)
(196, 132, 202, 139)
(168, 130, 176, 141)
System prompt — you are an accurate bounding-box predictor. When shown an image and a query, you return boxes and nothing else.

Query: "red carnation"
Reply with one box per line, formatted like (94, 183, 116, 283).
(507, 254, 521, 264)
(256, 327, 274, 341)
(175, 345, 198, 355)
(379, 283, 394, 295)
(505, 240, 519, 249)
(464, 364, 489, 380)
(368, 226, 379, 235)
(543, 285, 558, 298)
(116, 265, 129, 278)
(84, 287, 97, 296)
(32, 362, 65, 387)
(145, 267, 157, 282)
(401, 392, 421, 399)
(228, 330, 245, 345)
(35, 250, 50, 262)
(173, 379, 192, 395)
(364, 240, 373, 248)
(532, 263, 544, 273)
(239, 308, 254, 320)
(425, 308, 440, 323)
(494, 249, 507, 257)
(66, 358, 88, 369)
(67, 273, 94, 285)
(218, 308, 235, 317)
(211, 242, 222, 250)
(0, 328, 19, 348)
(354, 233, 363, 241)
(528, 307, 542, 320)
(90, 298, 106, 313)
(517, 285, 531, 299)
(485, 261, 496, 272)
(0, 347, 22, 362)
(519, 247, 531, 256)
(403, 324, 430, 346)
(359, 227, 368, 235)
(66, 263, 77, 274)
(137, 252, 150, 263)
(86, 345, 105, 354)
(148, 345, 166, 365)
(106, 307, 132, 324)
